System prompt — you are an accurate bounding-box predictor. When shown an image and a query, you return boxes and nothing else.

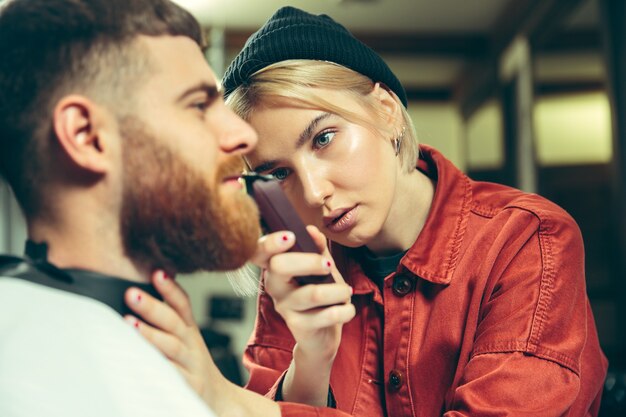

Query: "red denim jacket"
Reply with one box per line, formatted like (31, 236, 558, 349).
(244, 146, 608, 417)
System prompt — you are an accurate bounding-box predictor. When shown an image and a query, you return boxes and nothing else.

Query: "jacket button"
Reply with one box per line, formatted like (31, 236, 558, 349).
(388, 370, 404, 391)
(392, 275, 414, 296)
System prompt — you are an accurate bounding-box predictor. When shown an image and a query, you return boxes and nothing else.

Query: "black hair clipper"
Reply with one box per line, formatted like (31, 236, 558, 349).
(242, 172, 334, 285)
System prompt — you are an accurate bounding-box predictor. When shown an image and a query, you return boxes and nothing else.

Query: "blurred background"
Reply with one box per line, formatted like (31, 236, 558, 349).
(1, 0, 625, 414)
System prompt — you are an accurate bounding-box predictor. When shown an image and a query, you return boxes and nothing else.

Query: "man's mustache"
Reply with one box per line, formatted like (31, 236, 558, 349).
(217, 155, 246, 181)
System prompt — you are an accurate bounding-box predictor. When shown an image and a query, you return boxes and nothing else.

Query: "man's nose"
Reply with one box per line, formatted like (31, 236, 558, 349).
(220, 108, 258, 155)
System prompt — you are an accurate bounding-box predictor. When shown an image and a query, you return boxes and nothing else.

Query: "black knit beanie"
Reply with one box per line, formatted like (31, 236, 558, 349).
(222, 6, 408, 108)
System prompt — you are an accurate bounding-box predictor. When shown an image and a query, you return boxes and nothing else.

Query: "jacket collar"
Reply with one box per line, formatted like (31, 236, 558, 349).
(400, 145, 471, 285)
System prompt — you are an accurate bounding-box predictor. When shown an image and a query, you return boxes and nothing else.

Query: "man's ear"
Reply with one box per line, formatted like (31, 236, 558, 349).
(372, 82, 402, 125)
(52, 95, 112, 174)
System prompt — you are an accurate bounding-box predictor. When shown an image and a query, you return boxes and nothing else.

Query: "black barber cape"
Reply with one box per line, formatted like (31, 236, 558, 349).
(0, 240, 162, 316)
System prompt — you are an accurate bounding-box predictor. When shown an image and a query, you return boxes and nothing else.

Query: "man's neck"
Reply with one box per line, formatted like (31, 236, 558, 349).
(27, 218, 150, 283)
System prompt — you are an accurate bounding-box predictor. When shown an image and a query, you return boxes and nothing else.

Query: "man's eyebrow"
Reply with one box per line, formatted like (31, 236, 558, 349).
(251, 113, 332, 173)
(175, 82, 221, 103)
(296, 113, 332, 149)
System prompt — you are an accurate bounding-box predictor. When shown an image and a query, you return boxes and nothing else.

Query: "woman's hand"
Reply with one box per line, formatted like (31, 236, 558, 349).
(259, 226, 354, 358)
(124, 272, 282, 417)
(253, 225, 356, 406)
(125, 225, 354, 409)
(124, 271, 218, 404)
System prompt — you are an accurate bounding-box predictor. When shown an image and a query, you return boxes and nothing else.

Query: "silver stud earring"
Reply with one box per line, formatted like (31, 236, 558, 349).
(394, 126, 406, 156)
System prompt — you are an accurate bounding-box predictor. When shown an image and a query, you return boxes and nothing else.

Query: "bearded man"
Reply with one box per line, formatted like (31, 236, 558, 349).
(0, 0, 265, 416)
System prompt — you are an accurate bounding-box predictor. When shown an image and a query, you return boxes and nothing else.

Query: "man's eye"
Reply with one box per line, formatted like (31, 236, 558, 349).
(192, 100, 209, 112)
(313, 131, 335, 149)
(270, 168, 291, 181)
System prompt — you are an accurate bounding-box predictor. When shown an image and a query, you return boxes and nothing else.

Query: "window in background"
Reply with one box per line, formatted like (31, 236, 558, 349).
(0, 181, 27, 255)
(408, 101, 464, 171)
(465, 99, 504, 170)
(534, 91, 612, 166)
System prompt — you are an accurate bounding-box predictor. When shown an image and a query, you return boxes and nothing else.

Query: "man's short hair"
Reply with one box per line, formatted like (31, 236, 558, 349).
(0, 0, 203, 217)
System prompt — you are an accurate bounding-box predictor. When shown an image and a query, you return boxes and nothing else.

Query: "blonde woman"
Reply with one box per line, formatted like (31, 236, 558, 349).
(128, 7, 607, 417)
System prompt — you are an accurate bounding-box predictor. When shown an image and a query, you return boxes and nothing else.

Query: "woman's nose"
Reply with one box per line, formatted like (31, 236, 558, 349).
(299, 164, 333, 208)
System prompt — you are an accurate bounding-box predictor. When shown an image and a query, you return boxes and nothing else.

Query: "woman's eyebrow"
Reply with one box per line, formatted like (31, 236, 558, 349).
(296, 113, 332, 149)
(251, 113, 332, 173)
(251, 160, 276, 174)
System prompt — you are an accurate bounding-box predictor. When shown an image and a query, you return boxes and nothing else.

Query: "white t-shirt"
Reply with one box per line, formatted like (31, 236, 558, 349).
(0, 277, 216, 417)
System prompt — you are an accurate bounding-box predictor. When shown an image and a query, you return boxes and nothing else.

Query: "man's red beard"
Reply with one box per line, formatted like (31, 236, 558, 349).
(119, 117, 260, 276)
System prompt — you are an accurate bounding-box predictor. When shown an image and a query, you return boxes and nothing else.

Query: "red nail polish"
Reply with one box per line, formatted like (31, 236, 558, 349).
(282, 234, 289, 241)
(134, 320, 139, 329)
(136, 293, 142, 303)
(326, 261, 332, 268)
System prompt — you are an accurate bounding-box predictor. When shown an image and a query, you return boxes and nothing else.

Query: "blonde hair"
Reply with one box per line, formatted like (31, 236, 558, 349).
(225, 60, 419, 296)
(226, 60, 419, 172)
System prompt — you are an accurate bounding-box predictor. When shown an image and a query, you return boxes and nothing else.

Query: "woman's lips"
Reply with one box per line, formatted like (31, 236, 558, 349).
(324, 206, 358, 233)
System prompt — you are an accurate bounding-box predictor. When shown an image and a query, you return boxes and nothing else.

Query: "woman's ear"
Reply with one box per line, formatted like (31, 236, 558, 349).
(372, 82, 402, 125)
(52, 95, 112, 175)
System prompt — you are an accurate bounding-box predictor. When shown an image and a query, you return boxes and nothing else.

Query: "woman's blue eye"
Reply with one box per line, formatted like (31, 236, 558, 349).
(271, 168, 291, 181)
(313, 131, 335, 149)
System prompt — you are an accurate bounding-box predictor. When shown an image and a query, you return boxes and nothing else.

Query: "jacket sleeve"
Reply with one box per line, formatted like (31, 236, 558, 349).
(242, 282, 295, 398)
(244, 345, 353, 417)
(445, 352, 594, 416)
(243, 288, 354, 417)
(243, 342, 290, 400)
(277, 402, 353, 417)
(444, 208, 607, 416)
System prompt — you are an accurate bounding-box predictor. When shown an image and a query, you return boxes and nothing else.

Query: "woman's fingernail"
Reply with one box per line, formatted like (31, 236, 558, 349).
(279, 232, 294, 245)
(158, 270, 169, 282)
(132, 291, 142, 305)
(125, 316, 139, 329)
(323, 258, 332, 270)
